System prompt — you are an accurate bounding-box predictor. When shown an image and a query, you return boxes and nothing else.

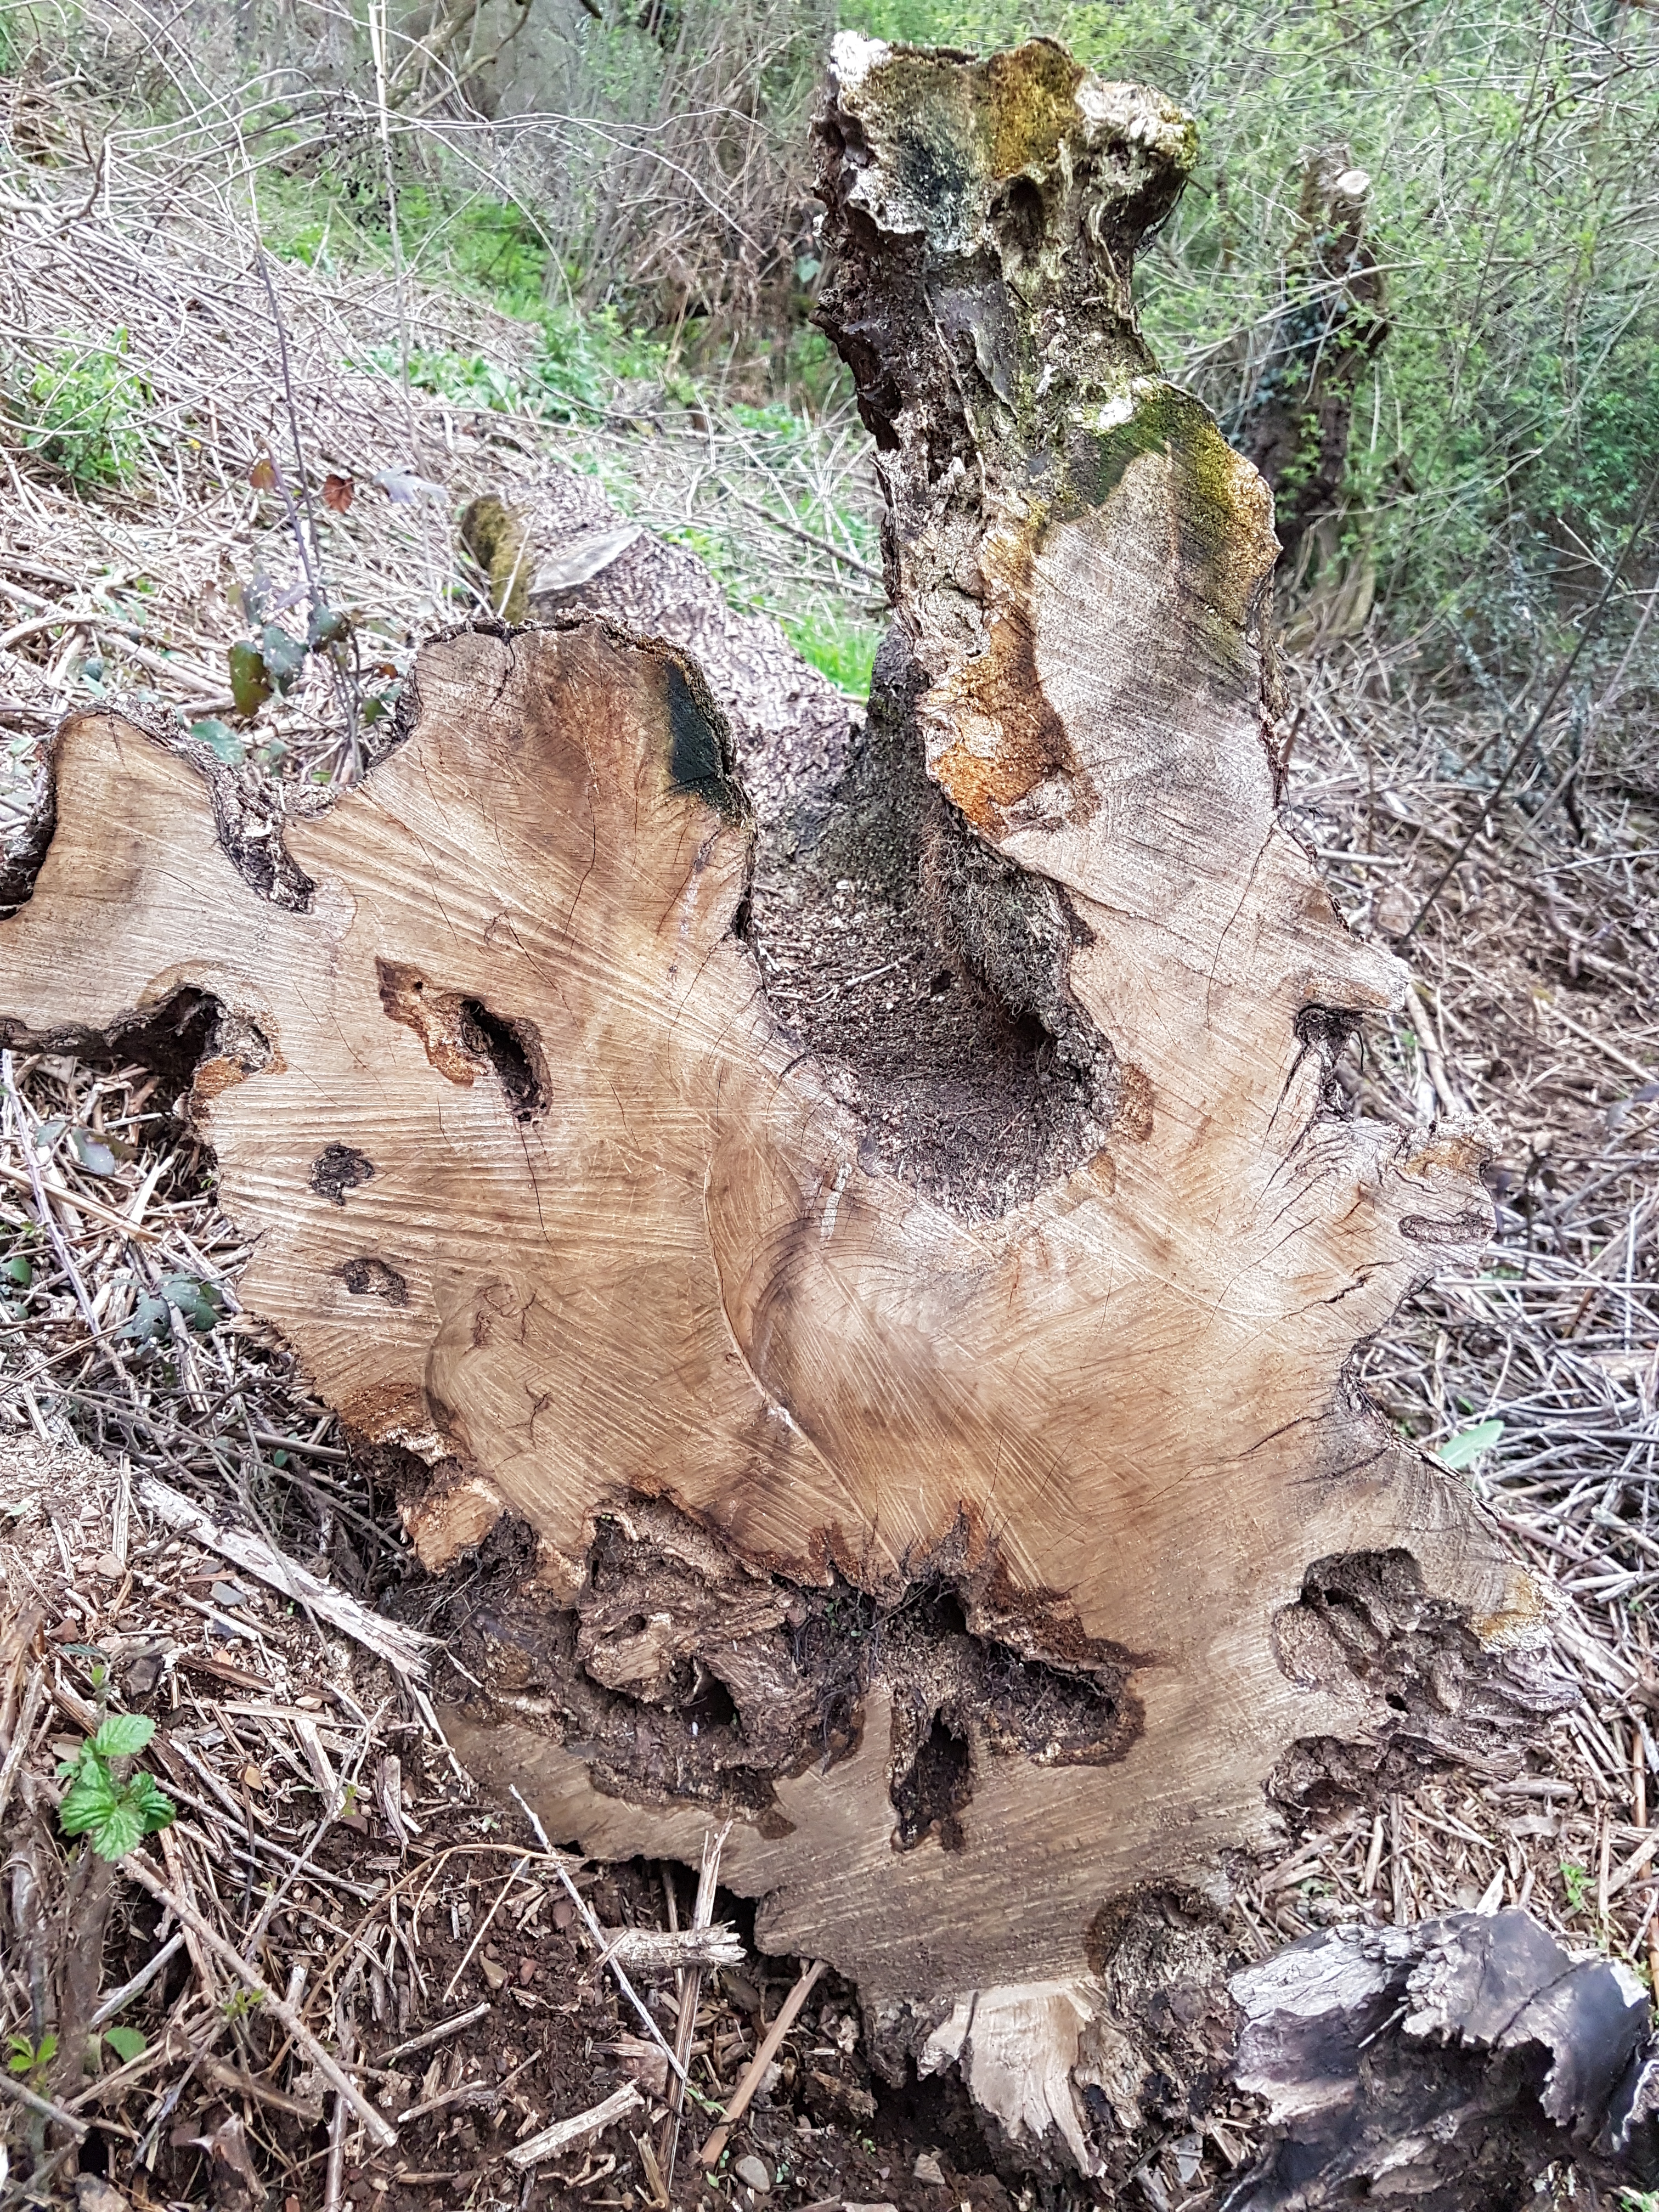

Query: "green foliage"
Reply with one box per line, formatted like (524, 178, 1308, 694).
(100, 2025, 148, 2064)
(1560, 1860, 1592, 1913)
(123, 1271, 227, 1341)
(10, 332, 148, 491)
(57, 1714, 176, 1862)
(5, 2031, 58, 2081)
(358, 301, 680, 428)
(784, 610, 881, 697)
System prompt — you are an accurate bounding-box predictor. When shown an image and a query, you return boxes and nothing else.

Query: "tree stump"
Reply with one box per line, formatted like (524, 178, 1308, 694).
(1231, 142, 1388, 636)
(0, 33, 1569, 2170)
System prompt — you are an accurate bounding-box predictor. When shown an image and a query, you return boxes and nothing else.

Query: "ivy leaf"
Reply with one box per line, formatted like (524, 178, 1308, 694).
(259, 624, 307, 694)
(122, 1293, 171, 1342)
(228, 641, 272, 718)
(101, 2025, 147, 2063)
(93, 1713, 155, 1759)
(192, 718, 247, 765)
(1438, 1418, 1504, 1469)
(307, 602, 351, 650)
(161, 1273, 225, 1331)
(3, 1256, 30, 1287)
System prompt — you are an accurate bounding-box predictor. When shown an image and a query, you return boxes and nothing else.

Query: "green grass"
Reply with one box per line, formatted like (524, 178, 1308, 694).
(784, 609, 881, 697)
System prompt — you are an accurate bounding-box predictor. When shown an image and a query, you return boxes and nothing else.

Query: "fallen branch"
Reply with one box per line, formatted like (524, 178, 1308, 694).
(0, 2066, 89, 2141)
(507, 2082, 644, 2171)
(607, 1922, 743, 1978)
(698, 1959, 825, 2168)
(137, 1474, 432, 1678)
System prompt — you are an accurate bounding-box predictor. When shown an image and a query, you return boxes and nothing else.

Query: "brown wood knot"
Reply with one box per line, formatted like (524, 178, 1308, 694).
(1115, 1065, 1154, 1142)
(375, 958, 548, 1118)
(1398, 1210, 1489, 1246)
(337, 1256, 409, 1307)
(309, 1143, 374, 1207)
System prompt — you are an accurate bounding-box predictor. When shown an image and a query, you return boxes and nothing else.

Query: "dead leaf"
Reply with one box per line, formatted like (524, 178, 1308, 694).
(322, 472, 355, 512)
(249, 455, 277, 493)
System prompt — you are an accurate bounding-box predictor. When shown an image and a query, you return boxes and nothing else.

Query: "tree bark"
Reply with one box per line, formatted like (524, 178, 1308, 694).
(1231, 143, 1387, 633)
(0, 34, 1571, 2177)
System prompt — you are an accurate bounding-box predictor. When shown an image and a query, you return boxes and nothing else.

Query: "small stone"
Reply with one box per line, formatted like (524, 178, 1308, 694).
(734, 2154, 772, 2193)
(913, 2152, 946, 2186)
(75, 2179, 129, 2212)
(94, 1552, 123, 1580)
(480, 1955, 509, 1990)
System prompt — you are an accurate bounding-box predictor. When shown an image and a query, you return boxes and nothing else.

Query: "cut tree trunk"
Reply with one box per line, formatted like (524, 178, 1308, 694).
(0, 33, 1571, 2178)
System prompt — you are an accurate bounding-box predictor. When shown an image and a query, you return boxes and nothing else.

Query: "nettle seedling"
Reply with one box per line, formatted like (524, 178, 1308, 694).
(57, 1713, 176, 1861)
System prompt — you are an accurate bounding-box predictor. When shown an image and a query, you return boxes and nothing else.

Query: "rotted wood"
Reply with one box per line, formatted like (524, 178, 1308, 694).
(0, 32, 1574, 2179)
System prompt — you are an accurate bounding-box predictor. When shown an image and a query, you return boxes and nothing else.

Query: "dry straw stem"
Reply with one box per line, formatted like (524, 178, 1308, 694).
(510, 1785, 692, 2092)
(117, 1850, 397, 2147)
(507, 2080, 645, 2171)
(137, 1473, 433, 1676)
(698, 1957, 826, 2168)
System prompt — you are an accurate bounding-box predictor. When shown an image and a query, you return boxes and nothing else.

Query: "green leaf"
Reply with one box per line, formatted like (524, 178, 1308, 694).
(93, 1713, 155, 1758)
(3, 1256, 30, 1287)
(101, 2025, 147, 2063)
(7, 2031, 55, 2076)
(59, 1764, 121, 1836)
(1437, 1419, 1505, 1469)
(259, 623, 307, 693)
(228, 640, 272, 718)
(161, 1273, 224, 1331)
(127, 1771, 176, 1834)
(90, 1797, 144, 1861)
(192, 717, 247, 765)
(122, 1293, 171, 1342)
(67, 1126, 117, 1177)
(306, 602, 351, 650)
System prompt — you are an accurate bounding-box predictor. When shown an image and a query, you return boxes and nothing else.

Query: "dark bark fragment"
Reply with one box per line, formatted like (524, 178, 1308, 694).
(1227, 1907, 1659, 2209)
